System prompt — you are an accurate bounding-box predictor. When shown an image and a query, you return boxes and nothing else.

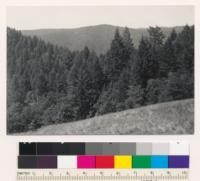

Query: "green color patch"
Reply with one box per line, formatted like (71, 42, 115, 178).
(132, 156, 151, 168)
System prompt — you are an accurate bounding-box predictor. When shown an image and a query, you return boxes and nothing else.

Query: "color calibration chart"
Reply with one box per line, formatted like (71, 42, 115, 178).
(17, 142, 189, 181)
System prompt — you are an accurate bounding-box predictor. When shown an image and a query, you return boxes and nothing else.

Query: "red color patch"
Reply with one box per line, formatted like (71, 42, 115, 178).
(95, 156, 114, 168)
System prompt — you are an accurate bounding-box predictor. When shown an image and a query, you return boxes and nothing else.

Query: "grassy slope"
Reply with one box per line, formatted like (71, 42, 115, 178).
(19, 99, 194, 135)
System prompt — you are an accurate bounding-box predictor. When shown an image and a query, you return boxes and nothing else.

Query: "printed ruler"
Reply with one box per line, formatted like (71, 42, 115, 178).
(17, 169, 189, 181)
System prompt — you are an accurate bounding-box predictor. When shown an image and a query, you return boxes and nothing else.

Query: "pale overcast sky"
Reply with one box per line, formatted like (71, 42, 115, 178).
(7, 6, 194, 30)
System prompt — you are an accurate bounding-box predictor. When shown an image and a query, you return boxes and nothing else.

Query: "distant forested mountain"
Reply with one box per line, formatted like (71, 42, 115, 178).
(7, 25, 194, 134)
(21, 24, 184, 55)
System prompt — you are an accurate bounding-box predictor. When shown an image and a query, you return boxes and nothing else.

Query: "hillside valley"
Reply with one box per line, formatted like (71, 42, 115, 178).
(21, 24, 184, 54)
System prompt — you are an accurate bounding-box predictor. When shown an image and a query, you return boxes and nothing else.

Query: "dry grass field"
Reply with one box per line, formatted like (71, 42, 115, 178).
(18, 99, 194, 135)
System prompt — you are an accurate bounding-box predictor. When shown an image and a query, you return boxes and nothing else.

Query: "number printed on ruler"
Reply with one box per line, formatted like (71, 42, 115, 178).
(17, 169, 189, 181)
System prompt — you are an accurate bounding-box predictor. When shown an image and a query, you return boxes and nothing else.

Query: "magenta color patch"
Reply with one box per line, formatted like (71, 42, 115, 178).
(77, 155, 95, 168)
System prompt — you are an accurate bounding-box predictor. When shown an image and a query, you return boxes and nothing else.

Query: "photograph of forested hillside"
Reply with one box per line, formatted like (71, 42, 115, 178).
(7, 6, 194, 134)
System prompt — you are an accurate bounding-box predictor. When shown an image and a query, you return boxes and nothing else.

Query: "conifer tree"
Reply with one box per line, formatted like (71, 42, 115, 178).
(175, 25, 194, 73)
(159, 29, 177, 76)
(137, 36, 153, 87)
(122, 27, 134, 60)
(106, 28, 125, 82)
(148, 26, 165, 77)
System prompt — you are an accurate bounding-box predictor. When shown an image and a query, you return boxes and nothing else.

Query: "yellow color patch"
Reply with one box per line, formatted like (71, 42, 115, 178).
(114, 155, 132, 168)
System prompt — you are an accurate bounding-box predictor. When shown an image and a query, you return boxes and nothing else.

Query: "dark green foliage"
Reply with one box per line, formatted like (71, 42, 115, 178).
(95, 28, 134, 114)
(94, 87, 117, 115)
(125, 85, 145, 109)
(148, 26, 165, 48)
(97, 69, 130, 114)
(137, 37, 154, 87)
(7, 25, 194, 133)
(122, 27, 134, 60)
(175, 25, 194, 73)
(159, 29, 177, 76)
(146, 79, 162, 104)
(160, 72, 194, 101)
(105, 29, 125, 82)
(148, 26, 165, 78)
(63, 48, 104, 120)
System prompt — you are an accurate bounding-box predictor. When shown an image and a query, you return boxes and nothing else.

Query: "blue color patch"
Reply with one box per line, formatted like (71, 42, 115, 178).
(151, 156, 168, 168)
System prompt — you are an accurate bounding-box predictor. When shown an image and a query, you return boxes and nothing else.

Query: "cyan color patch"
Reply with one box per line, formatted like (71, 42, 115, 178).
(151, 156, 168, 168)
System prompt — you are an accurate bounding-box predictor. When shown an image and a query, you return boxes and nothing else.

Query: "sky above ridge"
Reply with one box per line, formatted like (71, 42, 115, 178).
(7, 6, 194, 30)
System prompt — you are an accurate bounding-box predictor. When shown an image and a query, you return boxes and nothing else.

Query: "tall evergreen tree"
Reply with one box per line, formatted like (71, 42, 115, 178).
(122, 27, 134, 60)
(148, 26, 165, 49)
(137, 36, 154, 87)
(175, 25, 194, 73)
(148, 26, 165, 77)
(105, 28, 125, 82)
(36, 69, 48, 97)
(86, 52, 104, 116)
(159, 29, 177, 76)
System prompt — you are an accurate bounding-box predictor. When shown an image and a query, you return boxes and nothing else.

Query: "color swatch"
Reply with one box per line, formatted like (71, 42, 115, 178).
(19, 142, 189, 156)
(133, 156, 151, 168)
(114, 155, 132, 168)
(37, 156, 57, 169)
(77, 156, 95, 168)
(57, 156, 77, 168)
(18, 142, 189, 169)
(151, 156, 168, 168)
(95, 156, 114, 168)
(168, 156, 189, 168)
